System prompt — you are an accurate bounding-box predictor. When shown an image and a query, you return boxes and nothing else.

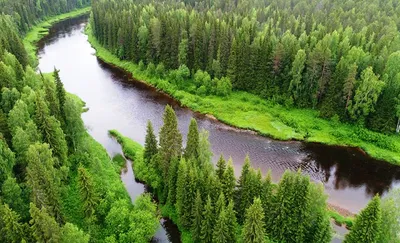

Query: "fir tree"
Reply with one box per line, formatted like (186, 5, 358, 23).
(226, 200, 238, 243)
(184, 118, 199, 161)
(242, 198, 266, 243)
(175, 158, 188, 226)
(215, 192, 226, 217)
(29, 203, 61, 243)
(159, 105, 182, 178)
(0, 204, 25, 243)
(143, 120, 158, 164)
(78, 167, 98, 219)
(212, 208, 229, 243)
(200, 195, 214, 243)
(216, 154, 226, 180)
(222, 158, 236, 203)
(191, 191, 203, 243)
(344, 195, 382, 243)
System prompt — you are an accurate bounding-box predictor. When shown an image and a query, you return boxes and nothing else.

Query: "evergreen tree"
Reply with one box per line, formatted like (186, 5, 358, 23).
(215, 192, 226, 217)
(191, 190, 203, 243)
(63, 96, 85, 152)
(54, 67, 66, 122)
(242, 198, 266, 243)
(143, 120, 158, 164)
(0, 204, 25, 243)
(26, 143, 62, 223)
(212, 208, 229, 243)
(200, 195, 214, 243)
(261, 170, 274, 232)
(226, 200, 238, 243)
(166, 157, 179, 205)
(78, 167, 98, 219)
(222, 158, 235, 203)
(159, 105, 182, 178)
(0, 139, 15, 187)
(184, 118, 199, 161)
(29, 203, 61, 243)
(216, 154, 226, 180)
(344, 195, 382, 243)
(175, 158, 188, 226)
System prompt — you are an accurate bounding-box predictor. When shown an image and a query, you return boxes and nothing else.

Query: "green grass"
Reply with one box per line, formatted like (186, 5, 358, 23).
(86, 25, 400, 165)
(23, 7, 91, 67)
(328, 210, 354, 229)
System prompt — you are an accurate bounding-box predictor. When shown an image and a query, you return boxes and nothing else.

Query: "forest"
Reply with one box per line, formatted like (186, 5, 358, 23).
(111, 105, 400, 243)
(0, 1, 159, 242)
(90, 0, 400, 137)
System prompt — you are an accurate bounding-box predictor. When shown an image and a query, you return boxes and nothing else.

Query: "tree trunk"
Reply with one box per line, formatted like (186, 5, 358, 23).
(396, 117, 400, 134)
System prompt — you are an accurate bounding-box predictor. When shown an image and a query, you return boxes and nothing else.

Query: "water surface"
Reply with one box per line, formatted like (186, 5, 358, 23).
(37, 16, 400, 241)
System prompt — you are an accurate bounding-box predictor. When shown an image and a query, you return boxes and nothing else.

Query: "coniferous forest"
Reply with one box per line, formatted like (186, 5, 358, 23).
(0, 1, 159, 242)
(111, 105, 400, 243)
(0, 0, 400, 242)
(91, 0, 400, 134)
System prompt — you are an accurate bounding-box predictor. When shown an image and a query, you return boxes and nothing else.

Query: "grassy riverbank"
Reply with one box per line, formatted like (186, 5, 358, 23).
(109, 129, 354, 237)
(86, 25, 400, 165)
(23, 6, 91, 67)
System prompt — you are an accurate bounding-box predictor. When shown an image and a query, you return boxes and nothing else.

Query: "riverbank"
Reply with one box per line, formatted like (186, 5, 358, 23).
(23, 6, 91, 67)
(109, 129, 354, 238)
(85, 24, 400, 165)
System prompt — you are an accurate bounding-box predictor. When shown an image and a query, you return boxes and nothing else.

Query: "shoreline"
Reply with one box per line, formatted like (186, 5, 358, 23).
(85, 23, 400, 165)
(23, 6, 91, 67)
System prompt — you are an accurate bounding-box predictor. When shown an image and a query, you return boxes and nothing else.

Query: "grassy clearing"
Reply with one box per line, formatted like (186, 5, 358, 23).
(23, 7, 91, 67)
(87, 25, 400, 165)
(109, 129, 354, 239)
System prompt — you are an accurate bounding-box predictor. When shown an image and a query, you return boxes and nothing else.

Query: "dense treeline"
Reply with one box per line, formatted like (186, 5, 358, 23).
(0, 0, 91, 34)
(116, 104, 400, 242)
(91, 0, 400, 133)
(0, 4, 159, 243)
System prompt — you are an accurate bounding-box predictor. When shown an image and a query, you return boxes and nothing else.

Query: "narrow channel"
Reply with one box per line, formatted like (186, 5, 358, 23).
(37, 16, 400, 242)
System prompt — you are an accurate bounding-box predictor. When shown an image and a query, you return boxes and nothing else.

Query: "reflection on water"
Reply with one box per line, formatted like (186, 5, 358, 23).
(37, 15, 399, 222)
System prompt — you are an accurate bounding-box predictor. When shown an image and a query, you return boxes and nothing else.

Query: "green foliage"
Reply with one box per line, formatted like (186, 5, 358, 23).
(344, 195, 382, 243)
(78, 167, 98, 219)
(242, 198, 266, 243)
(184, 118, 199, 161)
(29, 203, 61, 243)
(200, 195, 214, 243)
(191, 191, 203, 242)
(0, 203, 25, 243)
(143, 120, 158, 164)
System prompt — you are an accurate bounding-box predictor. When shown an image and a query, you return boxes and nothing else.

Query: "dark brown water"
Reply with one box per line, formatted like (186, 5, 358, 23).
(37, 16, 400, 242)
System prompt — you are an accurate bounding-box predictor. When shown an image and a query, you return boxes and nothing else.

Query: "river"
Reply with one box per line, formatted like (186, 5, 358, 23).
(37, 15, 400, 242)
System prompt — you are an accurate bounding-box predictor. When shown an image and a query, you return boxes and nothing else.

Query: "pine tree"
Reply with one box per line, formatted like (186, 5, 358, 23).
(212, 208, 229, 243)
(242, 198, 266, 243)
(159, 105, 182, 178)
(222, 158, 235, 203)
(0, 139, 15, 187)
(29, 203, 61, 243)
(344, 195, 382, 243)
(191, 191, 203, 242)
(235, 155, 251, 223)
(166, 157, 179, 205)
(78, 167, 98, 219)
(184, 118, 199, 162)
(216, 154, 226, 180)
(143, 120, 158, 164)
(201, 195, 214, 243)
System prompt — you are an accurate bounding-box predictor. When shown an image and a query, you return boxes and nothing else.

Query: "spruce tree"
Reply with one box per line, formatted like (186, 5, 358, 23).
(222, 158, 236, 203)
(78, 167, 98, 219)
(143, 120, 158, 164)
(216, 154, 226, 180)
(26, 143, 62, 223)
(0, 204, 24, 243)
(243, 198, 266, 243)
(159, 105, 182, 178)
(215, 192, 226, 217)
(212, 208, 229, 243)
(166, 157, 179, 205)
(200, 195, 214, 243)
(191, 191, 203, 243)
(29, 203, 61, 243)
(261, 170, 274, 232)
(226, 200, 238, 243)
(175, 158, 188, 226)
(344, 195, 382, 243)
(184, 118, 199, 161)
(53, 68, 66, 122)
